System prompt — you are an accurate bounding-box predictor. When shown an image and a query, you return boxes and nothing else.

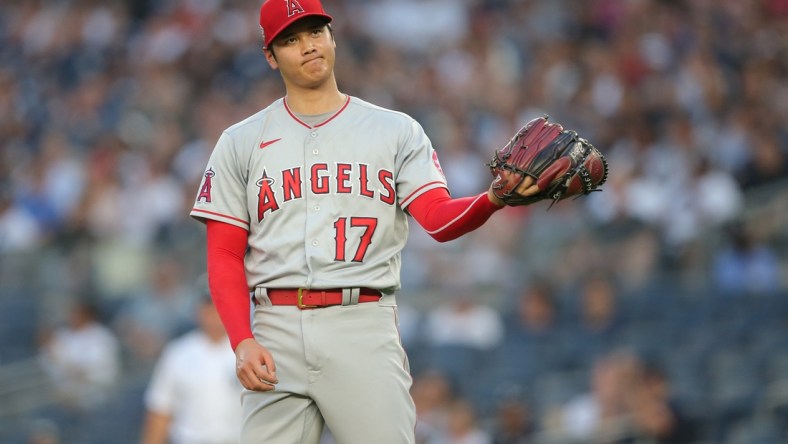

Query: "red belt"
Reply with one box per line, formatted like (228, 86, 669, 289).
(266, 288, 381, 309)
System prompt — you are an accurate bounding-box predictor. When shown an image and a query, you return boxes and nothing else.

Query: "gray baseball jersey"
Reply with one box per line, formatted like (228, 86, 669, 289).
(190, 95, 447, 293)
(192, 95, 448, 443)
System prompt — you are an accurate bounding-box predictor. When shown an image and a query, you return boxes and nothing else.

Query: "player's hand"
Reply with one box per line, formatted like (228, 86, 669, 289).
(235, 338, 279, 391)
(487, 176, 539, 206)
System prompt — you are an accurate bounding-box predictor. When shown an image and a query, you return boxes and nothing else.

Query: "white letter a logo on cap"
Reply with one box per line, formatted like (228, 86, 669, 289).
(286, 0, 306, 17)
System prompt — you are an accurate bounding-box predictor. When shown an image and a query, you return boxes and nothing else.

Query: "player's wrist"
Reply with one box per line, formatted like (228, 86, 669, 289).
(231, 335, 256, 351)
(487, 186, 505, 207)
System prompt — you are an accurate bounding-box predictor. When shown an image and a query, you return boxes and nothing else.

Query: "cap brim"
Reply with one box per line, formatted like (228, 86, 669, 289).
(264, 13, 333, 48)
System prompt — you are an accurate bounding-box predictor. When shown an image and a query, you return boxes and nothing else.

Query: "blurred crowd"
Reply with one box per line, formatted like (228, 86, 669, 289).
(0, 0, 787, 443)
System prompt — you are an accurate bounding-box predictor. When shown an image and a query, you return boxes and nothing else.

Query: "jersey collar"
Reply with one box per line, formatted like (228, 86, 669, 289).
(284, 95, 351, 129)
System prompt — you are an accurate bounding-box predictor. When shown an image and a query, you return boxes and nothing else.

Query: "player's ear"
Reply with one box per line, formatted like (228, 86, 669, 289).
(264, 47, 278, 69)
(328, 24, 336, 48)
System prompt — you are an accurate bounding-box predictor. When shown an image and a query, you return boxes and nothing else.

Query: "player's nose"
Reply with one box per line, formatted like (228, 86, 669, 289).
(301, 41, 316, 54)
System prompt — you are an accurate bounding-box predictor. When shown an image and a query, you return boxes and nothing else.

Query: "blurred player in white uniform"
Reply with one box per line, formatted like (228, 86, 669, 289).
(190, 0, 539, 442)
(141, 293, 241, 444)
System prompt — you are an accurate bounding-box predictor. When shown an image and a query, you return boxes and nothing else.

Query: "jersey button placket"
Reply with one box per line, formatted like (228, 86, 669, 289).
(304, 129, 324, 379)
(304, 128, 321, 287)
(311, 131, 319, 155)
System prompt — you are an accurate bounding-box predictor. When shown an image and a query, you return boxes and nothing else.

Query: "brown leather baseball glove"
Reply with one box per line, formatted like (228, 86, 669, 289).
(488, 116, 608, 207)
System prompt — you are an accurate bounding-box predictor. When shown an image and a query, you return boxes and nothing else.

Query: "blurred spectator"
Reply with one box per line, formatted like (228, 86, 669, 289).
(70, 134, 127, 241)
(711, 223, 780, 296)
(112, 255, 197, 366)
(503, 280, 560, 341)
(627, 362, 698, 444)
(0, 184, 43, 252)
(689, 157, 743, 227)
(141, 291, 240, 444)
(11, 162, 62, 240)
(37, 298, 121, 411)
(565, 273, 626, 370)
(489, 280, 565, 389)
(558, 350, 642, 442)
(622, 163, 669, 231)
(578, 273, 624, 338)
(411, 370, 456, 444)
(35, 298, 120, 442)
(424, 289, 504, 351)
(431, 399, 492, 444)
(490, 397, 534, 444)
(737, 132, 788, 190)
(610, 227, 662, 294)
(123, 147, 187, 245)
(585, 117, 658, 225)
(12, 132, 86, 237)
(663, 156, 744, 248)
(423, 288, 504, 400)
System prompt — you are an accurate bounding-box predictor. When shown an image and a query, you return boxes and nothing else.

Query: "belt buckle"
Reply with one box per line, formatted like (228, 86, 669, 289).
(297, 288, 317, 309)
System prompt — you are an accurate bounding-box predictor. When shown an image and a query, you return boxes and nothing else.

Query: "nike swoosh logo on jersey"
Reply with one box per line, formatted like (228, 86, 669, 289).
(259, 138, 282, 149)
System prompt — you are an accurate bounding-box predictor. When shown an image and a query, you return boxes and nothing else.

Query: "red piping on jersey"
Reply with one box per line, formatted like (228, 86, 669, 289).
(192, 208, 250, 227)
(401, 181, 446, 207)
(284, 95, 351, 129)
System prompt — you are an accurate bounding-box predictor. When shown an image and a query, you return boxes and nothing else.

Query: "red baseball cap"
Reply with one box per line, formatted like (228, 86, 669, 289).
(259, 0, 333, 48)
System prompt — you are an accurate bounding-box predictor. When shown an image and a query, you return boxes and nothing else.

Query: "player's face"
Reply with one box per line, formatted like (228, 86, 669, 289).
(265, 18, 336, 90)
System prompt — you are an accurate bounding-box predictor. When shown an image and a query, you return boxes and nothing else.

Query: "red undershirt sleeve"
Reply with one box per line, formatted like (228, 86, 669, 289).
(406, 188, 504, 242)
(206, 219, 254, 350)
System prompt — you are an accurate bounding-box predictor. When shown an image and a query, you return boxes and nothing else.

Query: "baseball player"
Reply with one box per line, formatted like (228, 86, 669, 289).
(190, 0, 539, 443)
